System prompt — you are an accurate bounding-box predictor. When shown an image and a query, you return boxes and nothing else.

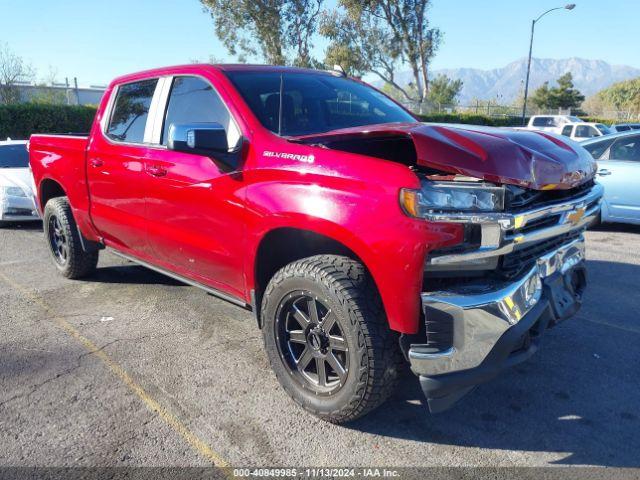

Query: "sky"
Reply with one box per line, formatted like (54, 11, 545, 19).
(1, 0, 638, 87)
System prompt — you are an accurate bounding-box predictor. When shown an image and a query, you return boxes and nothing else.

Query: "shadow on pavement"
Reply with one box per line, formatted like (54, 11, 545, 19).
(0, 221, 43, 231)
(348, 259, 640, 467)
(86, 264, 185, 287)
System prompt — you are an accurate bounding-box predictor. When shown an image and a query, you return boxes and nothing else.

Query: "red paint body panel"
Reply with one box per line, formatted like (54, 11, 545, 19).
(28, 64, 594, 334)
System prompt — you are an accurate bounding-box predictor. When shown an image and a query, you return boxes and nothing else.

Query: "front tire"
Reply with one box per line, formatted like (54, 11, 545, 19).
(43, 197, 98, 279)
(261, 255, 402, 423)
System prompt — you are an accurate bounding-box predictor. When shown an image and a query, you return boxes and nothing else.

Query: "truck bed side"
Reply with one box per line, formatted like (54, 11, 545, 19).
(29, 134, 97, 240)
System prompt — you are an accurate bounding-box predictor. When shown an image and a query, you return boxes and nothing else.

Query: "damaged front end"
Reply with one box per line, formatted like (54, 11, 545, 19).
(409, 180, 601, 412)
(294, 122, 602, 412)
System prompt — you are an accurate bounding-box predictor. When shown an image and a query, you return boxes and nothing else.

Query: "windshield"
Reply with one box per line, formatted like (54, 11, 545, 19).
(0, 144, 29, 168)
(224, 71, 417, 136)
(595, 124, 612, 134)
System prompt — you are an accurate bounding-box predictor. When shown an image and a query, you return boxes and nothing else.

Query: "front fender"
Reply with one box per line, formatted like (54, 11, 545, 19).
(243, 172, 461, 334)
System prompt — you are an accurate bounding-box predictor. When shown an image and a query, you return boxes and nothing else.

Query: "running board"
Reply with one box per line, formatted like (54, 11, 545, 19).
(107, 248, 249, 308)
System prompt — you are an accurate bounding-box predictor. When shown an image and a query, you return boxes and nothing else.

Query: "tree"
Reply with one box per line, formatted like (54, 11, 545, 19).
(530, 73, 584, 111)
(583, 78, 640, 116)
(426, 74, 463, 106)
(321, 0, 441, 103)
(286, 0, 324, 67)
(552, 72, 584, 110)
(531, 81, 552, 110)
(200, 0, 323, 67)
(0, 43, 35, 104)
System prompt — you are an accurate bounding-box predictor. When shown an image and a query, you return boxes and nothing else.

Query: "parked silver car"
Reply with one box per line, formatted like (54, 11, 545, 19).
(582, 131, 640, 226)
(0, 140, 40, 225)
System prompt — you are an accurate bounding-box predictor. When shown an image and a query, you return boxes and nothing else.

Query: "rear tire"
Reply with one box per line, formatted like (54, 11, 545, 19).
(261, 255, 402, 423)
(43, 197, 98, 279)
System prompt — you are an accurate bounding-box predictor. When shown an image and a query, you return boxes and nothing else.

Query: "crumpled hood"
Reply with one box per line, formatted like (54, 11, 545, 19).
(294, 122, 597, 190)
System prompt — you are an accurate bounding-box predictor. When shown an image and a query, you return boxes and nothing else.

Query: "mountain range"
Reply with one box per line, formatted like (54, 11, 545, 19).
(383, 58, 640, 104)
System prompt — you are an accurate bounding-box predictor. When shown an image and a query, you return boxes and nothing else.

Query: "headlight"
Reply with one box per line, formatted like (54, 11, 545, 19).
(3, 186, 28, 198)
(400, 181, 505, 217)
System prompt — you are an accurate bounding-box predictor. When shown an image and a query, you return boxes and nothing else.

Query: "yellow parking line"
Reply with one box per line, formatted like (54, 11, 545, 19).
(0, 271, 230, 468)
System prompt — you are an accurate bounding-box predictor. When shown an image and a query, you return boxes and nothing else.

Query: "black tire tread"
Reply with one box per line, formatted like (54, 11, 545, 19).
(262, 254, 403, 423)
(44, 197, 98, 279)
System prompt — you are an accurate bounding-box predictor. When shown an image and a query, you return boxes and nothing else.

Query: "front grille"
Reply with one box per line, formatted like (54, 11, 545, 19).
(500, 230, 583, 278)
(517, 215, 560, 234)
(505, 180, 594, 212)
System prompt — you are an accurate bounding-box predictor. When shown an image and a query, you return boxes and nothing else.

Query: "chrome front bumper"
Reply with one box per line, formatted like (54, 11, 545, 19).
(410, 236, 586, 377)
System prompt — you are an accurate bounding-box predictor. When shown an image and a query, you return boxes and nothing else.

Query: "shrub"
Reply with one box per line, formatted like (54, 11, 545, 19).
(417, 113, 525, 126)
(0, 104, 97, 140)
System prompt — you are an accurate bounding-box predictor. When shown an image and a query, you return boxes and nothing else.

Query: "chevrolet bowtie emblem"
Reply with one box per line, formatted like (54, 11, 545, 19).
(566, 207, 586, 226)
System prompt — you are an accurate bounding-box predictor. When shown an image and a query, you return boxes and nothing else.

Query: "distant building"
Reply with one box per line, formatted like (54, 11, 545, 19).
(0, 79, 105, 106)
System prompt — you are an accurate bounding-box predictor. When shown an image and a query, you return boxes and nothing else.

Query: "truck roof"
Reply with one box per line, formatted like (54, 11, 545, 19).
(110, 63, 337, 86)
(215, 64, 335, 75)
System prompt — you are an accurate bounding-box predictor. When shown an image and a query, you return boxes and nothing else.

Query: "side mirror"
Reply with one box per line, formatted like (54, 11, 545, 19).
(167, 122, 229, 155)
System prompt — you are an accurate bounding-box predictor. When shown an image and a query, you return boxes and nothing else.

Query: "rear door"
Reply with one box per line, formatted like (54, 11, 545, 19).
(597, 134, 640, 222)
(87, 78, 160, 253)
(143, 75, 246, 297)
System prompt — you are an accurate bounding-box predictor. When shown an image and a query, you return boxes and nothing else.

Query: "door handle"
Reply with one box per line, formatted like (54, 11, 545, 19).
(90, 158, 104, 168)
(597, 169, 612, 176)
(147, 165, 167, 177)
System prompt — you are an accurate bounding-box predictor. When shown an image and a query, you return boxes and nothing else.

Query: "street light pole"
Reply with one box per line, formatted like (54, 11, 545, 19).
(521, 4, 576, 125)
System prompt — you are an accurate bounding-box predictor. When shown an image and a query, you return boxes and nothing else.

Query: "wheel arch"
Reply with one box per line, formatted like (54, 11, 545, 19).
(38, 178, 67, 211)
(252, 226, 379, 328)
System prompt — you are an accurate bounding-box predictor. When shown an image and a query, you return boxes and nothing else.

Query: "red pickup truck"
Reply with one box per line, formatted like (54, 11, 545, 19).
(29, 64, 602, 423)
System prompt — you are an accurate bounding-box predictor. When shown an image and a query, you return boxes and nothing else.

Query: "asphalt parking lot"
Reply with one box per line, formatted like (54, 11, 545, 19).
(0, 223, 639, 468)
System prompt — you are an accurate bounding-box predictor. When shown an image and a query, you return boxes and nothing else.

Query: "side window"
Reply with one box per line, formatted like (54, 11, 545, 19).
(609, 136, 640, 162)
(561, 125, 573, 136)
(575, 125, 594, 138)
(106, 79, 158, 143)
(161, 76, 241, 149)
(583, 138, 615, 159)
(532, 117, 551, 127)
(616, 126, 630, 132)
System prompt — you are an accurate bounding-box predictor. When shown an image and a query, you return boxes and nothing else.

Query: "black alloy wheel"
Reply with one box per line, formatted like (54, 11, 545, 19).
(275, 291, 349, 395)
(48, 214, 69, 265)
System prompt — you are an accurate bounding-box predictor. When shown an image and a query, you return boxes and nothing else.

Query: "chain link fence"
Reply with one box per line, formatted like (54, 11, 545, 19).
(401, 100, 640, 122)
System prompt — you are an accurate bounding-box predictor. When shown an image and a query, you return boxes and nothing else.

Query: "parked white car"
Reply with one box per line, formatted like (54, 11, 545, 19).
(0, 140, 40, 226)
(525, 115, 583, 134)
(559, 122, 612, 142)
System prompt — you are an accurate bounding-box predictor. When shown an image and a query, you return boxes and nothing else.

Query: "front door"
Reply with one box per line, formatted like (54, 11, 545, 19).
(597, 134, 640, 222)
(144, 76, 246, 298)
